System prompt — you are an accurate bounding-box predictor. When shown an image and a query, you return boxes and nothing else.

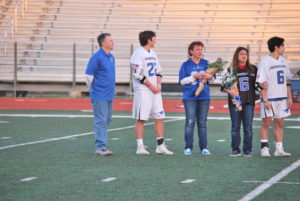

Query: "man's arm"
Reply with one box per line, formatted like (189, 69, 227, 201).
(131, 63, 160, 94)
(156, 73, 162, 91)
(286, 63, 293, 107)
(256, 59, 271, 109)
(260, 87, 272, 110)
(85, 74, 94, 88)
(85, 56, 97, 89)
(287, 80, 293, 107)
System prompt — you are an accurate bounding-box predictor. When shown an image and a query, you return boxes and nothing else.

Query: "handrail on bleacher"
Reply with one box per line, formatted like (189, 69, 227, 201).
(0, 0, 28, 56)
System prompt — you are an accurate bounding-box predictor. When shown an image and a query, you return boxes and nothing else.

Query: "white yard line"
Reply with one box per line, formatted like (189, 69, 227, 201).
(102, 177, 117, 182)
(238, 159, 300, 201)
(0, 121, 9, 123)
(0, 118, 182, 151)
(0, 131, 94, 150)
(1, 137, 12, 139)
(181, 179, 196, 184)
(0, 113, 299, 122)
(243, 180, 300, 185)
(20, 177, 38, 182)
(286, 126, 300, 129)
(0, 114, 181, 119)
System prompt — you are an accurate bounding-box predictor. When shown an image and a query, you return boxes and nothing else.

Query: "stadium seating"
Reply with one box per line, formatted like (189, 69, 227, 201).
(0, 0, 300, 89)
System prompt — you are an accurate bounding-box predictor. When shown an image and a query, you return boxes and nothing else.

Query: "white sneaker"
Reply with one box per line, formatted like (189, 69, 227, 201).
(261, 147, 271, 157)
(156, 143, 173, 155)
(95, 149, 113, 156)
(136, 145, 150, 155)
(274, 149, 291, 157)
(184, 148, 192, 155)
(201, 149, 211, 155)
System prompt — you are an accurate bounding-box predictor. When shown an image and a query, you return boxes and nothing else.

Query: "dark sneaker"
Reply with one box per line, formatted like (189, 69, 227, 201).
(243, 151, 252, 157)
(95, 149, 113, 156)
(229, 150, 241, 157)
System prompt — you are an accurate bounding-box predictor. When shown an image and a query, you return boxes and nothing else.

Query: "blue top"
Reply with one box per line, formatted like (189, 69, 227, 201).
(85, 48, 115, 100)
(179, 58, 210, 100)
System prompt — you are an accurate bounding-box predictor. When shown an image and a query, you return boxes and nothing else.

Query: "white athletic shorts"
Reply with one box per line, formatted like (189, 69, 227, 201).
(132, 90, 165, 120)
(260, 99, 291, 119)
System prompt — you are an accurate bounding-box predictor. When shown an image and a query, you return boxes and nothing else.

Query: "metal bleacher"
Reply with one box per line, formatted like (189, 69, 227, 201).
(0, 0, 300, 93)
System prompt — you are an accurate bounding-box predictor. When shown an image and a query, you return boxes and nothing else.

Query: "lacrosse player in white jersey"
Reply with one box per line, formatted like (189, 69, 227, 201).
(256, 36, 293, 157)
(130, 30, 173, 155)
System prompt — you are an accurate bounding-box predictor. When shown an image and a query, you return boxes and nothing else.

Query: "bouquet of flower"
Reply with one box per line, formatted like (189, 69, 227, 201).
(195, 57, 228, 96)
(221, 68, 242, 111)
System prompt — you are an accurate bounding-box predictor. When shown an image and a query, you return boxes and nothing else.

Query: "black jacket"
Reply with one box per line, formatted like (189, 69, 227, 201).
(226, 65, 257, 107)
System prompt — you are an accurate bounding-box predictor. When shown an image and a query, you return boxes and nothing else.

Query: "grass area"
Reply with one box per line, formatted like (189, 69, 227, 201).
(0, 110, 299, 201)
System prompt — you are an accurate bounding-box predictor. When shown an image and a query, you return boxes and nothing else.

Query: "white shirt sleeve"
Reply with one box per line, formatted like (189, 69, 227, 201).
(285, 61, 292, 80)
(131, 50, 145, 81)
(154, 51, 162, 75)
(85, 74, 94, 88)
(180, 76, 195, 85)
(256, 58, 268, 83)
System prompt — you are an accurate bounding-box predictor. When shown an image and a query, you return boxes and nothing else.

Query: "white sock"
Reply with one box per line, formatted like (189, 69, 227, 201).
(276, 142, 283, 150)
(137, 139, 144, 147)
(260, 139, 268, 143)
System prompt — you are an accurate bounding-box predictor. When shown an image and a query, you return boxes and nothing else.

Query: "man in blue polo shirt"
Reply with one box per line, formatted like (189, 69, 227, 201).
(85, 33, 115, 156)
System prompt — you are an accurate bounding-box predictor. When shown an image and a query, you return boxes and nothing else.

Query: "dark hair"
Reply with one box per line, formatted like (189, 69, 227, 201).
(97, 33, 111, 47)
(188, 41, 204, 56)
(139, 30, 156, 46)
(267, 36, 284, 52)
(231, 47, 255, 73)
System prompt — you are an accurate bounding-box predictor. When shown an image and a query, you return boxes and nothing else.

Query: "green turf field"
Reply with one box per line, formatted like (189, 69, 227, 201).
(0, 110, 299, 201)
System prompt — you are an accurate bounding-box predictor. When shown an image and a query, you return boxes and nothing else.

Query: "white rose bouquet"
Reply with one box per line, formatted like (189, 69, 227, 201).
(195, 57, 228, 96)
(221, 68, 242, 111)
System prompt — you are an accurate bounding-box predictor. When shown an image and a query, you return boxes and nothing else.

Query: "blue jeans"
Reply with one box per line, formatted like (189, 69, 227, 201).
(183, 99, 210, 151)
(229, 104, 254, 153)
(91, 100, 113, 150)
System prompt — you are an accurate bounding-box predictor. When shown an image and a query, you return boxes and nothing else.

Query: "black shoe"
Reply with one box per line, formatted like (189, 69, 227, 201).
(243, 151, 252, 157)
(229, 150, 241, 157)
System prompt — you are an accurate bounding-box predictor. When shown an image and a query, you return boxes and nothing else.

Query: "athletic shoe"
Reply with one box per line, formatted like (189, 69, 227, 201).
(274, 150, 291, 157)
(229, 150, 241, 157)
(136, 145, 150, 155)
(243, 151, 252, 157)
(95, 149, 113, 156)
(201, 149, 211, 155)
(184, 148, 192, 155)
(261, 147, 271, 157)
(156, 143, 173, 155)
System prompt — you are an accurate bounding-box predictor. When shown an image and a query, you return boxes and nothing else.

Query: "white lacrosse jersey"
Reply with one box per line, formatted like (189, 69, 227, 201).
(130, 47, 162, 91)
(256, 55, 291, 100)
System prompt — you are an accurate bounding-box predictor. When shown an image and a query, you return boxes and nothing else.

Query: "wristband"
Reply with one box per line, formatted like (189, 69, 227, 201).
(156, 73, 163, 78)
(140, 76, 146, 84)
(255, 82, 263, 92)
